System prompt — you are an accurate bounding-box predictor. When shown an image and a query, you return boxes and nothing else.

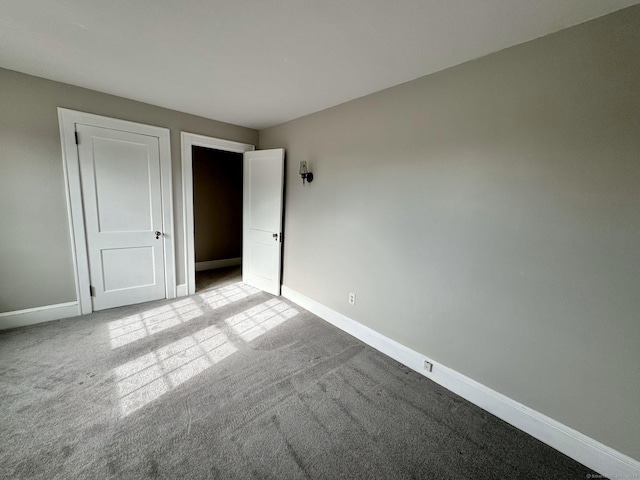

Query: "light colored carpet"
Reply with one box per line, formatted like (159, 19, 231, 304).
(0, 272, 596, 479)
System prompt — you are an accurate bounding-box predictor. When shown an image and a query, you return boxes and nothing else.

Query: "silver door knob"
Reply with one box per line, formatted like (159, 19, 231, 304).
(272, 233, 278, 241)
(155, 231, 162, 239)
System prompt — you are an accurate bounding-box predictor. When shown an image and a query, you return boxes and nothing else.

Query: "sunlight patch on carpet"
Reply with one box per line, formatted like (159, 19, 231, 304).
(108, 298, 204, 349)
(114, 297, 297, 417)
(225, 298, 298, 342)
(198, 282, 259, 309)
(115, 324, 237, 417)
(107, 283, 259, 349)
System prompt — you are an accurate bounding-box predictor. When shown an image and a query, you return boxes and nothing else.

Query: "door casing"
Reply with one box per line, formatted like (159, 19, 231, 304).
(58, 108, 176, 315)
(180, 132, 255, 296)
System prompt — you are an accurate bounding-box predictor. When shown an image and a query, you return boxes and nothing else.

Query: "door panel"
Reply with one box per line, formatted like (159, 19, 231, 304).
(93, 138, 153, 232)
(248, 235, 276, 278)
(101, 247, 156, 291)
(249, 157, 282, 232)
(243, 149, 284, 296)
(77, 124, 166, 310)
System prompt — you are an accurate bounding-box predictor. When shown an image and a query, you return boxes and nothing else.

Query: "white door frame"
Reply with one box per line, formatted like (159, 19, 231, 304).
(181, 132, 255, 296)
(58, 108, 176, 315)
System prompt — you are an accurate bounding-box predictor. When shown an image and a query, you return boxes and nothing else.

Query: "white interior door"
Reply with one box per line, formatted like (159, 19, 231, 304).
(77, 124, 166, 310)
(242, 149, 284, 296)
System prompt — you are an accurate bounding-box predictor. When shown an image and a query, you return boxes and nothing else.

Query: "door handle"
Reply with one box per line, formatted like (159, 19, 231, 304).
(155, 231, 162, 239)
(272, 233, 278, 241)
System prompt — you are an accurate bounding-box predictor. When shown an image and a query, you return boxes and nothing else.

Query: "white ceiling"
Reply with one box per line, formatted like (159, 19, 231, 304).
(1, 1, 638, 130)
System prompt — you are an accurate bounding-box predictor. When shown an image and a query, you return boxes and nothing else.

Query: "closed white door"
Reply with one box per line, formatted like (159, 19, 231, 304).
(242, 149, 284, 296)
(77, 124, 166, 310)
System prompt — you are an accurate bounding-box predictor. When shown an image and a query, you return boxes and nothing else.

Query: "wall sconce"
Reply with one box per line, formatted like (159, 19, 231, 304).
(299, 161, 314, 185)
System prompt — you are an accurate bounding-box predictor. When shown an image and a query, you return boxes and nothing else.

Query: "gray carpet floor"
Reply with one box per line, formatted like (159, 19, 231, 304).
(0, 267, 599, 479)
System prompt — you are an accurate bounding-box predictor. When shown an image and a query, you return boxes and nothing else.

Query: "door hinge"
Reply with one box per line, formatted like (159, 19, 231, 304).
(75, 131, 79, 145)
(89, 285, 95, 297)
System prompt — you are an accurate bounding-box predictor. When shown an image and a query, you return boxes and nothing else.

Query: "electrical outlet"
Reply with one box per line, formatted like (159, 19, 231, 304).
(423, 360, 433, 372)
(348, 293, 356, 305)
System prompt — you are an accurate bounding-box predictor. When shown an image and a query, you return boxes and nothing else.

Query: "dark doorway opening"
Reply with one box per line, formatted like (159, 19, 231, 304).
(192, 146, 242, 292)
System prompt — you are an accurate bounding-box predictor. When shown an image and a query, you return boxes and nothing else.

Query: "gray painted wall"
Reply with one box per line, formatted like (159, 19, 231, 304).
(193, 147, 243, 263)
(0, 68, 257, 312)
(259, 7, 640, 459)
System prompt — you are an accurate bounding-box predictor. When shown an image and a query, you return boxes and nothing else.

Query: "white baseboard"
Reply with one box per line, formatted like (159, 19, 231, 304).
(176, 284, 188, 297)
(282, 285, 640, 478)
(195, 257, 241, 272)
(0, 302, 80, 331)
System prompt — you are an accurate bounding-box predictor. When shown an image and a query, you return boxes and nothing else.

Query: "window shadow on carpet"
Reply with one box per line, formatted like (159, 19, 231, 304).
(109, 283, 299, 417)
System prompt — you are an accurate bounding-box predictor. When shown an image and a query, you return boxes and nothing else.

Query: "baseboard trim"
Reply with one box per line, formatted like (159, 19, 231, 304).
(282, 285, 640, 478)
(0, 302, 80, 331)
(195, 257, 241, 272)
(176, 284, 188, 297)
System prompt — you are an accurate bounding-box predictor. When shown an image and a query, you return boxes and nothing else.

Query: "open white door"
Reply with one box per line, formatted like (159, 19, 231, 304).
(242, 149, 284, 296)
